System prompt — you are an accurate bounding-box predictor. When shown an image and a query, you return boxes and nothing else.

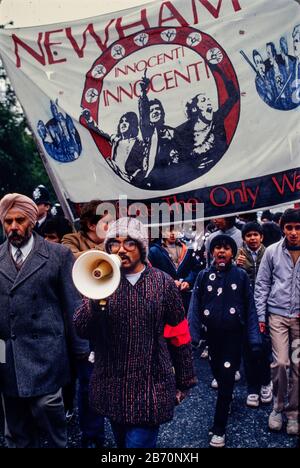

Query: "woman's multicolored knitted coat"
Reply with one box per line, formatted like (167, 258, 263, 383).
(74, 266, 196, 426)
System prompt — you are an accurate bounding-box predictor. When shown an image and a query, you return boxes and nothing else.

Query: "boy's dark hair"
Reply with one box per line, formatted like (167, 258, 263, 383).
(41, 217, 73, 241)
(242, 222, 263, 239)
(79, 200, 103, 233)
(210, 234, 238, 258)
(272, 212, 283, 224)
(280, 208, 300, 230)
(238, 212, 258, 223)
(262, 222, 282, 247)
(224, 216, 236, 229)
(261, 210, 273, 221)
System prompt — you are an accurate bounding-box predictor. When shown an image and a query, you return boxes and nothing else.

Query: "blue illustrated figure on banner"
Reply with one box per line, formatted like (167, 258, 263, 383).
(37, 100, 82, 163)
(252, 49, 274, 105)
(240, 24, 300, 111)
(293, 24, 300, 91)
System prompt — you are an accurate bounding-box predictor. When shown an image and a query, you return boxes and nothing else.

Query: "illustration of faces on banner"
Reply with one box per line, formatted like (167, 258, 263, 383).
(37, 100, 82, 163)
(241, 24, 300, 111)
(80, 27, 240, 191)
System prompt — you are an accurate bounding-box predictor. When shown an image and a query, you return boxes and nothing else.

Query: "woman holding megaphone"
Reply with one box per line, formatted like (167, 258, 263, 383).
(74, 217, 196, 449)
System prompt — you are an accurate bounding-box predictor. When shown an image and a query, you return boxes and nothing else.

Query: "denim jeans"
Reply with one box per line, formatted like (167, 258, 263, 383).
(76, 359, 105, 446)
(110, 421, 159, 448)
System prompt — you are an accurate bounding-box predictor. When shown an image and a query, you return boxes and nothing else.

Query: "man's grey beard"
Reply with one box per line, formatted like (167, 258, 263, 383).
(8, 229, 32, 248)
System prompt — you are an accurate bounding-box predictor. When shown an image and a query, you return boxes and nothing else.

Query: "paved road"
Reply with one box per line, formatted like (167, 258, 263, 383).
(0, 351, 298, 448)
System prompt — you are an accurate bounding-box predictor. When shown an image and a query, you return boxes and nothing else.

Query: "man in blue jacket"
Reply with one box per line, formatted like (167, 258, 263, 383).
(148, 224, 204, 313)
(255, 208, 300, 436)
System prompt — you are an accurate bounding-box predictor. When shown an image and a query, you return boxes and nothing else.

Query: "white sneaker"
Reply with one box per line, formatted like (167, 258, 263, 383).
(235, 370, 241, 382)
(286, 419, 299, 436)
(260, 383, 273, 404)
(211, 378, 218, 389)
(268, 410, 283, 431)
(246, 394, 259, 408)
(210, 434, 225, 448)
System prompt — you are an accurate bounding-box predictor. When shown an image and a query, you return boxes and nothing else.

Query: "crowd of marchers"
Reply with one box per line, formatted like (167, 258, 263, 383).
(0, 186, 299, 448)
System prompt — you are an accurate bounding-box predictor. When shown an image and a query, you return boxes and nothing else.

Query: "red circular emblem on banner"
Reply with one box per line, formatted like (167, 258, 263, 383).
(81, 26, 240, 190)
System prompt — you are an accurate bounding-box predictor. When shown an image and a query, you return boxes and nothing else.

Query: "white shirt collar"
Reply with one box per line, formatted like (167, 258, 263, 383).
(245, 245, 261, 260)
(125, 266, 146, 286)
(11, 235, 34, 262)
(37, 214, 47, 226)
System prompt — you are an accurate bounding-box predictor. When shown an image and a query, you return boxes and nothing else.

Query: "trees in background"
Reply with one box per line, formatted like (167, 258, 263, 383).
(0, 62, 54, 199)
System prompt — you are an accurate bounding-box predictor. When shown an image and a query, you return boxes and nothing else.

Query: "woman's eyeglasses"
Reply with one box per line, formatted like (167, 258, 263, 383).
(107, 239, 137, 253)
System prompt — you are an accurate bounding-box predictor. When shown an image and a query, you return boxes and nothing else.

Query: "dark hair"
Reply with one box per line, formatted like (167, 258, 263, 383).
(210, 234, 238, 258)
(225, 216, 236, 229)
(261, 222, 282, 247)
(238, 212, 258, 223)
(266, 42, 276, 57)
(280, 208, 300, 230)
(261, 210, 273, 222)
(79, 200, 103, 233)
(41, 217, 73, 241)
(279, 37, 288, 54)
(242, 222, 263, 239)
(37, 120, 46, 138)
(272, 212, 283, 224)
(185, 95, 200, 120)
(149, 99, 165, 125)
(185, 93, 211, 121)
(117, 112, 139, 138)
(213, 216, 236, 230)
(252, 49, 263, 62)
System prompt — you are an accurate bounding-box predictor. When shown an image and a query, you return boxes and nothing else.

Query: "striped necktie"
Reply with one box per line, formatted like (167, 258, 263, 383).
(14, 248, 23, 268)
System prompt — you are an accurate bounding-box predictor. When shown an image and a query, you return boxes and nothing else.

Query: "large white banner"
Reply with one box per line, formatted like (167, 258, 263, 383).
(0, 0, 299, 217)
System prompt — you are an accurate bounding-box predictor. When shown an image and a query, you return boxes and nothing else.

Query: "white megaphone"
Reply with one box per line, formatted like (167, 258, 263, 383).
(72, 250, 121, 300)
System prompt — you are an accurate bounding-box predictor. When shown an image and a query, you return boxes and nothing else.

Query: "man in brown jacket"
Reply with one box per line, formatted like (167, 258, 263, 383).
(62, 200, 106, 448)
(62, 200, 105, 257)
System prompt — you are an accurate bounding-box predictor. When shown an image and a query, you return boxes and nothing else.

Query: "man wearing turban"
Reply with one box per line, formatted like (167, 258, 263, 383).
(0, 193, 88, 448)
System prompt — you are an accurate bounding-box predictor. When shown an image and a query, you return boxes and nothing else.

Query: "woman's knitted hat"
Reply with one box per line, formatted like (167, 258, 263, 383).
(104, 217, 148, 262)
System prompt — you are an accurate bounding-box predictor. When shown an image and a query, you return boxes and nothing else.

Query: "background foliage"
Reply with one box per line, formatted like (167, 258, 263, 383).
(0, 63, 55, 200)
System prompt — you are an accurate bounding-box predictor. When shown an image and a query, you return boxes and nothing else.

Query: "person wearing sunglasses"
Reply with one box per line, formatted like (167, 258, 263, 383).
(74, 217, 196, 448)
(255, 208, 300, 436)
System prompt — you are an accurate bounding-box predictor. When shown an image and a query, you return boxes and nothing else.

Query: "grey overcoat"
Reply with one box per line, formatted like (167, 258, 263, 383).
(0, 233, 86, 397)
